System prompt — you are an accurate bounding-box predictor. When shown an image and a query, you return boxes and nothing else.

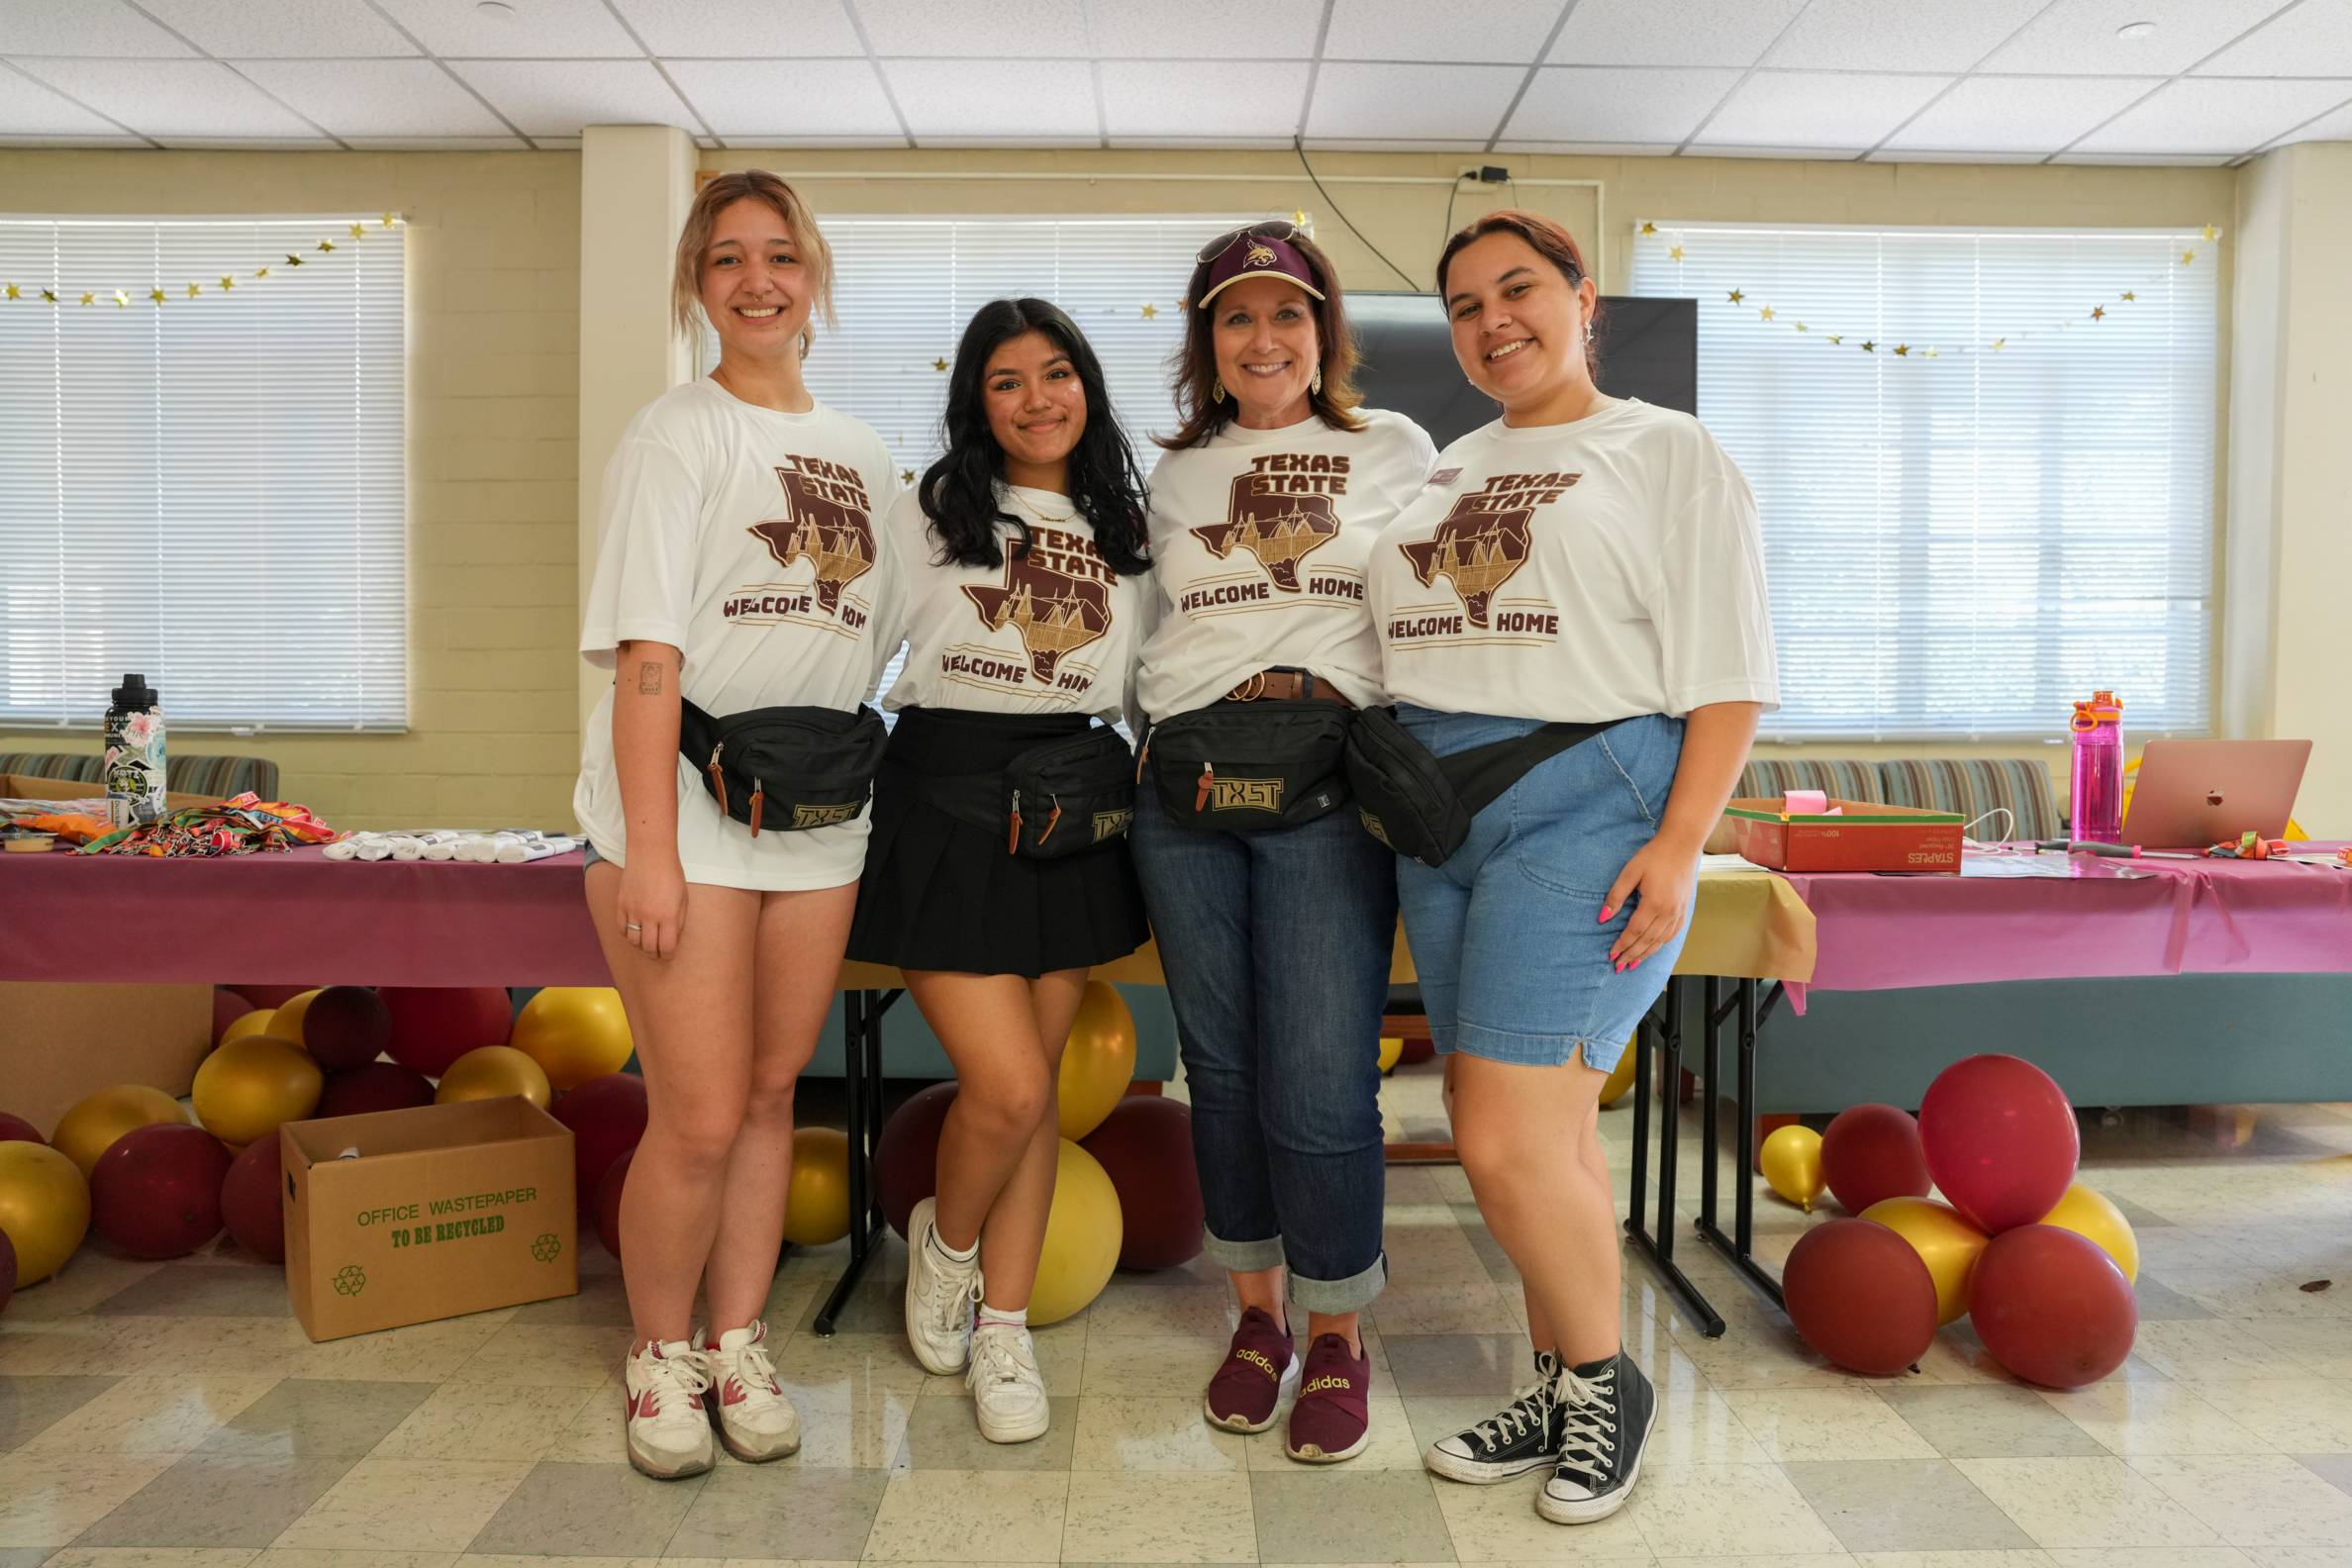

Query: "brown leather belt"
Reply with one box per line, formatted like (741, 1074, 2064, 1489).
(1223, 669, 1352, 708)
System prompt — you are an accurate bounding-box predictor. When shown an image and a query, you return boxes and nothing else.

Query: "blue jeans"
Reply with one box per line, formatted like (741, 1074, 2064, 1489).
(1129, 781, 1396, 1312)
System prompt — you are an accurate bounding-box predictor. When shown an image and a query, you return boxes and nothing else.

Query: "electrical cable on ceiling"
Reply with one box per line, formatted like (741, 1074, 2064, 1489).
(1293, 136, 1422, 293)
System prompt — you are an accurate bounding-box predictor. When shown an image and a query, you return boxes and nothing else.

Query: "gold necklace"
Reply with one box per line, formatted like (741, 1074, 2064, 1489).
(1007, 487, 1077, 525)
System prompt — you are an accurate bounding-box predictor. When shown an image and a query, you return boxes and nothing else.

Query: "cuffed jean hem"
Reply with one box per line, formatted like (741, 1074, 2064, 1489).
(1203, 1226, 1287, 1273)
(1199, 1228, 1390, 1313)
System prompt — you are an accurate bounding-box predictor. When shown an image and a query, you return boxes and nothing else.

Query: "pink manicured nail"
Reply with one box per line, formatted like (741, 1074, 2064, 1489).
(1598, 907, 1615, 923)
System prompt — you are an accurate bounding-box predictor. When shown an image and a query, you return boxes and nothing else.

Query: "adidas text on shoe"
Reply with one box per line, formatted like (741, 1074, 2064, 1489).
(698, 1320, 801, 1462)
(905, 1197, 982, 1375)
(1424, 1349, 1564, 1484)
(1204, 1305, 1299, 1433)
(1286, 1332, 1371, 1463)
(1536, 1352, 1656, 1524)
(622, 1338, 716, 1480)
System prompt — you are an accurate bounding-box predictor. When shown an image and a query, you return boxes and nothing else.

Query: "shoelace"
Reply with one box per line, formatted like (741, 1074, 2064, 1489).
(641, 1347, 715, 1420)
(725, 1336, 782, 1399)
(923, 1230, 984, 1335)
(1551, 1365, 1619, 1481)
(968, 1324, 1032, 1390)
(1467, 1376, 1555, 1452)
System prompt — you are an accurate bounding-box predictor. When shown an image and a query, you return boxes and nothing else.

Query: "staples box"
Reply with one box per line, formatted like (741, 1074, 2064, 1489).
(282, 1098, 576, 1341)
(1725, 797, 1965, 874)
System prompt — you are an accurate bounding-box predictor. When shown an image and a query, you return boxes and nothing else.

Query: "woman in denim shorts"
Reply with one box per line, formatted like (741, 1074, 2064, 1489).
(1365, 211, 1777, 1526)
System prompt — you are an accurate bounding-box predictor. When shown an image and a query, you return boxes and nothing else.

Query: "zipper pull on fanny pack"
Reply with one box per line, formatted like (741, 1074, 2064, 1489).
(1037, 797, 1063, 847)
(707, 741, 730, 817)
(1195, 760, 1215, 814)
(1008, 787, 1023, 855)
(749, 779, 764, 837)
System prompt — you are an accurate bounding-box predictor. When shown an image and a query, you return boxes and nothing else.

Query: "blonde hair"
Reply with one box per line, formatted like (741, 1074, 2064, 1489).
(671, 170, 837, 351)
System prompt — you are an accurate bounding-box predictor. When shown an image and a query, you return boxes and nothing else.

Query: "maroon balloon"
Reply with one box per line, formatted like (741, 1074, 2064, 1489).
(1398, 1036, 1436, 1066)
(220, 1136, 286, 1263)
(0, 1112, 43, 1145)
(230, 984, 311, 1012)
(553, 1072, 648, 1211)
(317, 1061, 436, 1119)
(596, 1146, 635, 1259)
(1782, 1218, 1938, 1376)
(1821, 1103, 1932, 1215)
(380, 985, 513, 1078)
(302, 985, 392, 1072)
(1082, 1095, 1205, 1271)
(0, 1227, 14, 1316)
(213, 987, 254, 1045)
(877, 1081, 959, 1240)
(1919, 1053, 2080, 1232)
(1970, 1224, 2137, 1389)
(89, 1123, 235, 1260)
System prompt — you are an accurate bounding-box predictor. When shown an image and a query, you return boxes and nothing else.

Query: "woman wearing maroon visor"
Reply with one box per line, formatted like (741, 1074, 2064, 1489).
(1130, 222, 1436, 1462)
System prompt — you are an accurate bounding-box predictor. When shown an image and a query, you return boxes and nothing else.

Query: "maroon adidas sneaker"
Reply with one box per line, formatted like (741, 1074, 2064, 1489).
(1286, 1332, 1371, 1463)
(1204, 1306, 1299, 1432)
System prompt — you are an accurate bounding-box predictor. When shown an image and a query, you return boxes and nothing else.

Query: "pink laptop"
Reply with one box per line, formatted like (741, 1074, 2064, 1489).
(2120, 739, 2311, 850)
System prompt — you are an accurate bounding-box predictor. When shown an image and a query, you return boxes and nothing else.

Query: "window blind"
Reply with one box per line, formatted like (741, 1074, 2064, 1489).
(0, 215, 406, 732)
(1629, 222, 2216, 741)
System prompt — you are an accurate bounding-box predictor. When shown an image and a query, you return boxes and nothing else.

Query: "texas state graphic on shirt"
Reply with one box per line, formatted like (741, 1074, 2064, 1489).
(959, 524, 1116, 685)
(745, 454, 877, 616)
(1395, 469, 1579, 628)
(1191, 456, 1347, 593)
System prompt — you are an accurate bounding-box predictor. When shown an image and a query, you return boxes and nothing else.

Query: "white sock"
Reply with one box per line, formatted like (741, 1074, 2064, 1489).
(929, 1224, 978, 1265)
(977, 1303, 1028, 1330)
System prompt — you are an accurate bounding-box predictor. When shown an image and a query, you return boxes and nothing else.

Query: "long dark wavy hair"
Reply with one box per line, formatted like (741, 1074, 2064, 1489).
(1159, 227, 1365, 451)
(919, 298, 1150, 576)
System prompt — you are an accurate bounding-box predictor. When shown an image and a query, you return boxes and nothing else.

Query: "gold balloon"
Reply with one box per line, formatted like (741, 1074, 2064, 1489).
(1760, 1125, 1825, 1213)
(1057, 981, 1137, 1141)
(1599, 1039, 1638, 1109)
(435, 1045, 553, 1110)
(2036, 1182, 2139, 1283)
(0, 1140, 91, 1285)
(192, 1036, 324, 1145)
(1376, 1035, 1403, 1074)
(783, 1127, 851, 1246)
(1029, 1138, 1123, 1325)
(1861, 1196, 1990, 1325)
(221, 1009, 277, 1046)
(51, 1084, 188, 1177)
(269, 988, 324, 1050)
(509, 986, 636, 1091)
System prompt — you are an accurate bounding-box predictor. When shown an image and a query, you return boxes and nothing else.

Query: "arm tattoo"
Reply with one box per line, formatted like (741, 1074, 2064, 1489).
(637, 661, 664, 696)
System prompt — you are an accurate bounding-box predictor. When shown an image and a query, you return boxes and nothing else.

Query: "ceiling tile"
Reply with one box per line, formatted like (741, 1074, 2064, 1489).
(1321, 0, 1561, 62)
(344, 135, 531, 148)
(0, 0, 197, 55)
(1505, 64, 1741, 144)
(372, 0, 642, 57)
(0, 63, 131, 135)
(2197, 0, 2352, 75)
(880, 57, 1098, 138)
(1495, 141, 1682, 155)
(1100, 59, 1309, 138)
(1107, 135, 1294, 148)
(1767, 0, 2050, 71)
(1084, 0, 1322, 58)
(134, 0, 421, 57)
(612, 0, 862, 56)
(1693, 69, 1949, 148)
(2072, 74, 2352, 152)
(12, 56, 323, 138)
(158, 134, 335, 147)
(1980, 0, 2293, 76)
(1550, 0, 1808, 68)
(1883, 73, 2163, 152)
(234, 58, 509, 136)
(448, 58, 698, 136)
(1865, 147, 2048, 162)
(2276, 92, 2352, 143)
(665, 57, 902, 138)
(854, 0, 1093, 58)
(1306, 61, 1526, 140)
(2051, 149, 2235, 164)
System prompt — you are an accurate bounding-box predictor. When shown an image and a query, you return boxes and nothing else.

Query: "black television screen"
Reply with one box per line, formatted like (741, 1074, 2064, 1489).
(1345, 293, 1699, 448)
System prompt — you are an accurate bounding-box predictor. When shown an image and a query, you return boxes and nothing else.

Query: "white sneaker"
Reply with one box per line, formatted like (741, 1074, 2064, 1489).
(967, 1320, 1050, 1443)
(697, 1320, 801, 1462)
(621, 1338, 715, 1480)
(904, 1197, 982, 1375)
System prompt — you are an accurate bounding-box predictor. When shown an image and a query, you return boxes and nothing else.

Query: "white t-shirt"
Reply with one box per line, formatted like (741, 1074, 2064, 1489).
(573, 378, 905, 891)
(879, 485, 1148, 723)
(1367, 399, 1778, 723)
(1136, 408, 1437, 720)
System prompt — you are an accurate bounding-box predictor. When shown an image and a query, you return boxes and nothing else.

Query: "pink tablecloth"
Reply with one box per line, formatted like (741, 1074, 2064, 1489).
(0, 847, 614, 987)
(1778, 846, 2352, 1006)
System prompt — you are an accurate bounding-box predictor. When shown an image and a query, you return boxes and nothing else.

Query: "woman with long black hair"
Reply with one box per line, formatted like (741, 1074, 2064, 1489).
(847, 297, 1152, 1443)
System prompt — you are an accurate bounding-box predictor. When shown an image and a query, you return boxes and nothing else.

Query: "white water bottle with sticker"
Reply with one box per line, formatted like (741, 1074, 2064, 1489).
(104, 672, 166, 828)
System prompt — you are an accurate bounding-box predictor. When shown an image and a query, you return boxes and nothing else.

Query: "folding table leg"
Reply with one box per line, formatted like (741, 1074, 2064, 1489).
(815, 988, 899, 1335)
(1695, 978, 1787, 1310)
(1620, 979, 1725, 1337)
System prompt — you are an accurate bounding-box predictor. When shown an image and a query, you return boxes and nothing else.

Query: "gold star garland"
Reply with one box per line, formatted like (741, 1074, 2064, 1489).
(1642, 221, 2223, 361)
(0, 215, 401, 310)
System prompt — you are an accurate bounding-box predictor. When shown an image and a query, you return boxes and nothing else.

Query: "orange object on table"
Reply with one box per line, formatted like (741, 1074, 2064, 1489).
(1724, 797, 1965, 874)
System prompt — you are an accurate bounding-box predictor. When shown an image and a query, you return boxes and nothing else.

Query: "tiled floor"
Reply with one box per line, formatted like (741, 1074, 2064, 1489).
(7, 1063, 2352, 1566)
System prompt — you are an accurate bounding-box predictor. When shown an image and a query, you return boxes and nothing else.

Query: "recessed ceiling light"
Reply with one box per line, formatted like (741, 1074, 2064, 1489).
(2117, 20, 2157, 39)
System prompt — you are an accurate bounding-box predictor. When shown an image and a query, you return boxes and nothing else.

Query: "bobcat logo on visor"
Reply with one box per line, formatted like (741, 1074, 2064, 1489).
(1193, 470, 1338, 592)
(747, 461, 876, 613)
(1397, 472, 1579, 628)
(1244, 240, 1279, 269)
(963, 557, 1114, 683)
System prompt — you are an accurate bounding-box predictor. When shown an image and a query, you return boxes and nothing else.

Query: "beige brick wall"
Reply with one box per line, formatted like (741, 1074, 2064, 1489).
(0, 149, 584, 833)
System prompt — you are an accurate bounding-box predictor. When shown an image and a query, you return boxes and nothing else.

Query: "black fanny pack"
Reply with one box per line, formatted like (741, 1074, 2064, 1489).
(677, 699, 888, 836)
(920, 724, 1136, 859)
(1344, 706, 1621, 866)
(1141, 697, 1352, 833)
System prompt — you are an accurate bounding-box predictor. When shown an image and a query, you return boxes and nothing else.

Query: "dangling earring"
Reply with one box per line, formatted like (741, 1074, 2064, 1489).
(1310, 365, 1323, 396)
(1212, 377, 1226, 403)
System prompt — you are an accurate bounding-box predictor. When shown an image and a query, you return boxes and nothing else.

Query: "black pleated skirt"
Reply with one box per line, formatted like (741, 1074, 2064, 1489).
(846, 706, 1150, 978)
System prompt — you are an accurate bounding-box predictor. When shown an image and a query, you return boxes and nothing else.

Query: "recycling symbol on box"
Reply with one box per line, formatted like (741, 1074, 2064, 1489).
(531, 1232, 562, 1263)
(332, 1264, 367, 1297)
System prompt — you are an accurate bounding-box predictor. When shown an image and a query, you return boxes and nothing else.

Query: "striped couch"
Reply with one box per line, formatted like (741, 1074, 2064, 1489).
(1737, 756, 2063, 842)
(0, 750, 281, 802)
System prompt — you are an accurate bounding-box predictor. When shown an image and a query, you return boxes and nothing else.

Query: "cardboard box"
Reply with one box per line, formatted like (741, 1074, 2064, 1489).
(0, 983, 212, 1132)
(1, 773, 225, 811)
(282, 1097, 577, 1341)
(1726, 797, 1965, 874)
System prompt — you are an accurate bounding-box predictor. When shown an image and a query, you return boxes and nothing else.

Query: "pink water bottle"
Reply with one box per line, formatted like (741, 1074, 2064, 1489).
(2069, 689, 2124, 843)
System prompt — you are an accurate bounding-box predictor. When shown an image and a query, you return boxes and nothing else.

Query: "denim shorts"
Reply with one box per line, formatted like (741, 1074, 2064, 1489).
(581, 839, 606, 867)
(1393, 707, 1689, 1072)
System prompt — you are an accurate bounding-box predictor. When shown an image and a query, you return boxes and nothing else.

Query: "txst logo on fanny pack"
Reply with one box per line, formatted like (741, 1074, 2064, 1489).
(1394, 470, 1579, 631)
(1208, 777, 1283, 812)
(791, 802, 861, 829)
(740, 456, 878, 628)
(1092, 807, 1133, 841)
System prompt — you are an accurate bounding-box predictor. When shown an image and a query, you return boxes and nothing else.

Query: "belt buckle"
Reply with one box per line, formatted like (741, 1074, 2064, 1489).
(1229, 672, 1268, 703)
